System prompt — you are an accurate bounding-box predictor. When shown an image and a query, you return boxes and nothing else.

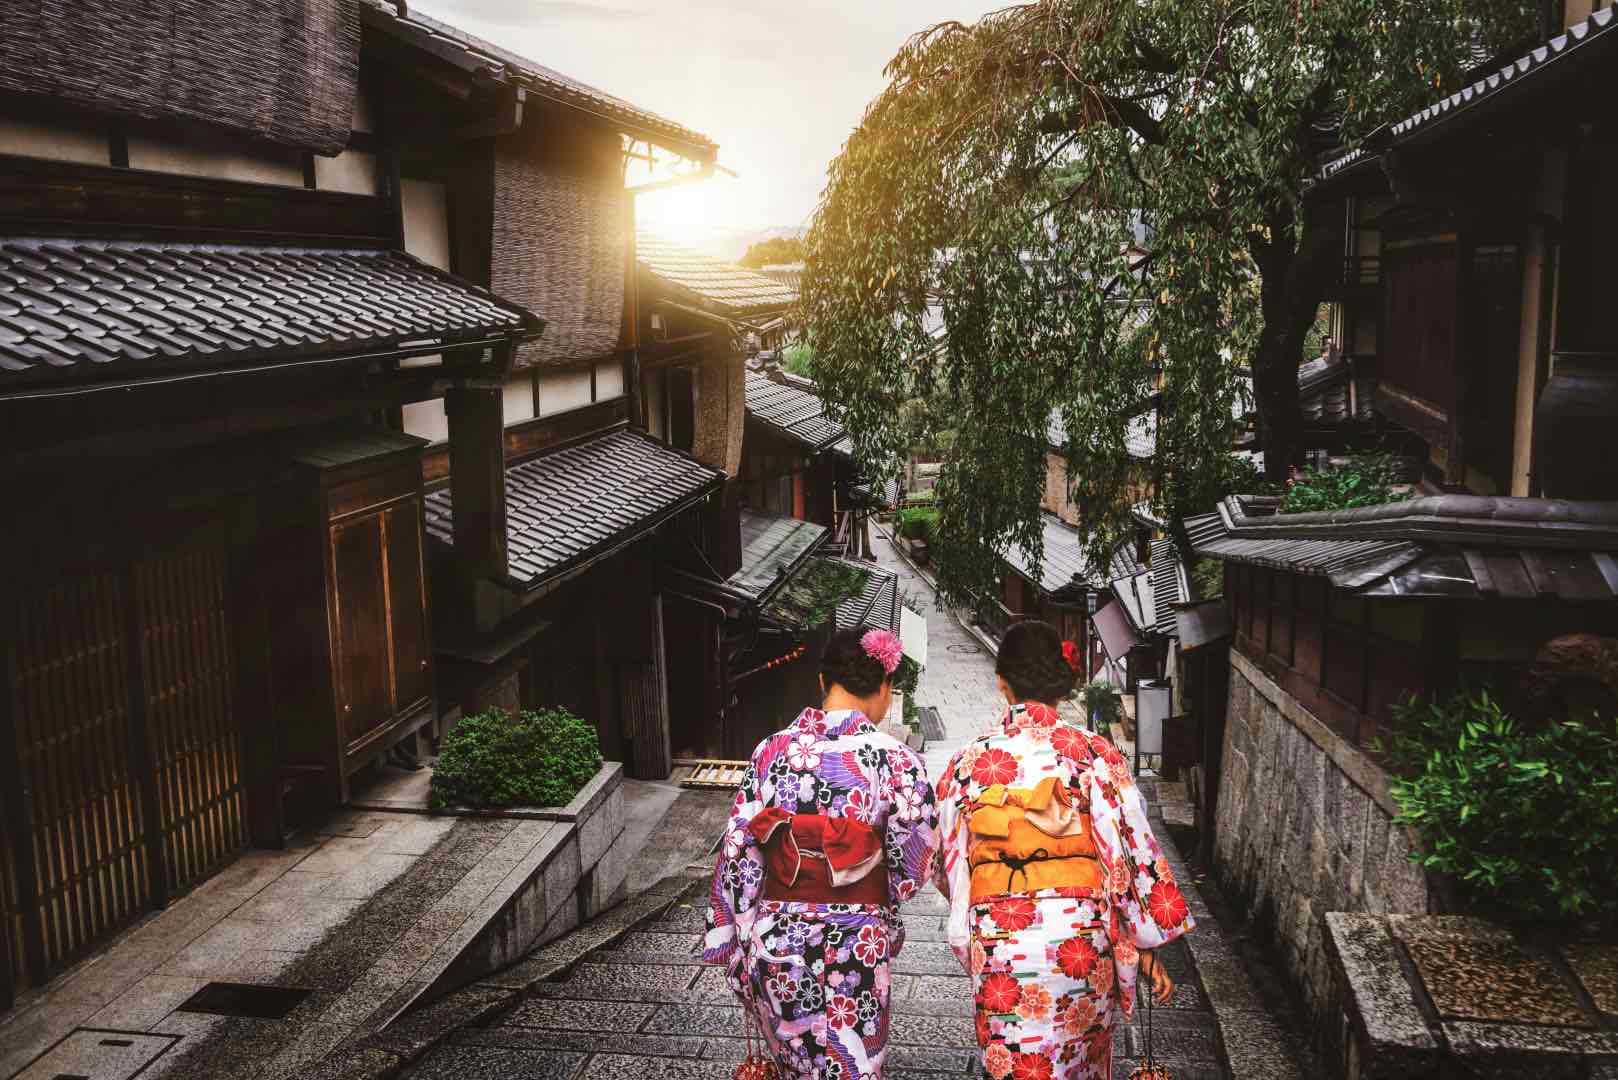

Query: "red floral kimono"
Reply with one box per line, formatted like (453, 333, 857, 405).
(934, 703, 1193, 1080)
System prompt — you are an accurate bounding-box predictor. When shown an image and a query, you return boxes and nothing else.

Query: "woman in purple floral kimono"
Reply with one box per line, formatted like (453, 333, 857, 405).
(705, 626, 939, 1080)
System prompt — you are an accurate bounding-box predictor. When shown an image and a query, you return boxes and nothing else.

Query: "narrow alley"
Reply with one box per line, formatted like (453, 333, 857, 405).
(400, 530, 1309, 1080)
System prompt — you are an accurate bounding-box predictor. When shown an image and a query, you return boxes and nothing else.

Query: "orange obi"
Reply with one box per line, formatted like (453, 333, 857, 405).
(966, 776, 1104, 902)
(748, 808, 889, 905)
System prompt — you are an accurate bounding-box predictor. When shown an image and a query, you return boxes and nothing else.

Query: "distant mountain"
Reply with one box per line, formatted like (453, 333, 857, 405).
(667, 225, 804, 262)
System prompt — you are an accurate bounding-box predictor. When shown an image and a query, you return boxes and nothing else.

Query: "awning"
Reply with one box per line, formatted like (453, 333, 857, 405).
(423, 427, 722, 590)
(730, 510, 827, 599)
(0, 239, 542, 388)
(1093, 601, 1142, 664)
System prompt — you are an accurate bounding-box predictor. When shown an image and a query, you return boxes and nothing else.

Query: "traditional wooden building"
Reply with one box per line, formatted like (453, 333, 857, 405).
(1188, 2, 1618, 1021)
(0, 0, 720, 1002)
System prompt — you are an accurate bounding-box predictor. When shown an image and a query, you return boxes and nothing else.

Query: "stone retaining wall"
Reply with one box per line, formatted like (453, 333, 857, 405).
(1214, 649, 1431, 1020)
(1324, 913, 1618, 1079)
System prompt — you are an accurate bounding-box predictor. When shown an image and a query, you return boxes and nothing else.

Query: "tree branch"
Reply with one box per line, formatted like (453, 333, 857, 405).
(1038, 92, 1164, 144)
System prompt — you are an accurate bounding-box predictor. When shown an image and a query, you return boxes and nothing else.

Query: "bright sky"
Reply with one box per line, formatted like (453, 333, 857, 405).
(415, 0, 1003, 254)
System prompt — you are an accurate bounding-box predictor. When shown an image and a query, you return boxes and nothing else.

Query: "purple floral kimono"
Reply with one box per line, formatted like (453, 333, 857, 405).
(705, 707, 939, 1080)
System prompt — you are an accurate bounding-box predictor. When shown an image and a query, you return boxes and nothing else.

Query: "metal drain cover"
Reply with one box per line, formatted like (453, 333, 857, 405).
(13, 1029, 177, 1080)
(917, 706, 946, 741)
(175, 981, 310, 1019)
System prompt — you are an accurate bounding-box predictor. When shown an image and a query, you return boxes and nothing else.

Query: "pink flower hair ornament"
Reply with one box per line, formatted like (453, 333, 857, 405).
(861, 629, 903, 675)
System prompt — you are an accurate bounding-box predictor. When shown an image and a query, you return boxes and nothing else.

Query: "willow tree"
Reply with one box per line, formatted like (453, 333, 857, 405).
(802, 0, 1536, 602)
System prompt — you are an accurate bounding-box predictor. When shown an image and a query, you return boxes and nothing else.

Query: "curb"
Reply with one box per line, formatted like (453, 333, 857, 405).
(307, 871, 704, 1079)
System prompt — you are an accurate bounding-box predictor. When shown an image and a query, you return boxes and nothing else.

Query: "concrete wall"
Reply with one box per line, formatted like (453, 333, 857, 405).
(1214, 648, 1431, 1021)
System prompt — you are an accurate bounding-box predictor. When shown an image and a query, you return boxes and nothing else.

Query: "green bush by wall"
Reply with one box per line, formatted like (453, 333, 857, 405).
(430, 706, 603, 811)
(1387, 688, 1618, 923)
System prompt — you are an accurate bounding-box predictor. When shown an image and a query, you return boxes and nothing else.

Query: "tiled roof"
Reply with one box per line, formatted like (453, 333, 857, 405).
(831, 558, 901, 633)
(1150, 538, 1188, 636)
(730, 510, 827, 598)
(1188, 494, 1618, 599)
(638, 233, 798, 319)
(1005, 513, 1097, 597)
(423, 428, 722, 589)
(849, 476, 900, 510)
(1317, 7, 1617, 183)
(0, 239, 538, 386)
(361, 2, 715, 156)
(1109, 569, 1156, 635)
(1299, 354, 1375, 425)
(745, 371, 847, 451)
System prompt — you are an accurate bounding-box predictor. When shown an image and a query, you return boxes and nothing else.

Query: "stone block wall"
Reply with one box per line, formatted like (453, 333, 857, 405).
(1215, 649, 1431, 1020)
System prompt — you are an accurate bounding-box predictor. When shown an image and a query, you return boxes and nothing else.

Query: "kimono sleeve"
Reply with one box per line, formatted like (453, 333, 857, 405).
(703, 736, 774, 967)
(1086, 737, 1194, 953)
(933, 745, 974, 967)
(882, 743, 938, 956)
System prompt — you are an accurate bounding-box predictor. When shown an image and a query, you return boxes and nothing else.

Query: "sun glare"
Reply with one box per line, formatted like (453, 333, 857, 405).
(635, 176, 732, 254)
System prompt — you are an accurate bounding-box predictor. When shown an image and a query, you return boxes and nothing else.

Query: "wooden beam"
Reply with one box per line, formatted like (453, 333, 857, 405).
(445, 375, 509, 582)
(0, 154, 394, 246)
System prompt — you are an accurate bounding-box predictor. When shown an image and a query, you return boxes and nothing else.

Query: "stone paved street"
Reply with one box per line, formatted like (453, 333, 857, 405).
(404, 524, 1229, 1080)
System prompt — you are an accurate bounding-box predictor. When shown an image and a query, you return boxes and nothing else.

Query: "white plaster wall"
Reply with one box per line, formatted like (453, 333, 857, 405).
(401, 179, 451, 270)
(314, 148, 378, 196)
(504, 375, 536, 424)
(403, 398, 449, 445)
(351, 86, 376, 134)
(538, 369, 593, 417)
(127, 132, 303, 186)
(594, 359, 624, 401)
(645, 368, 667, 440)
(0, 112, 108, 164)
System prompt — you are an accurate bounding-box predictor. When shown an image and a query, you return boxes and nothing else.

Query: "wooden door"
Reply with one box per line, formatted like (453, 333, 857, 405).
(1, 538, 243, 987)
(135, 545, 244, 896)
(331, 514, 393, 748)
(384, 499, 431, 717)
(6, 570, 151, 984)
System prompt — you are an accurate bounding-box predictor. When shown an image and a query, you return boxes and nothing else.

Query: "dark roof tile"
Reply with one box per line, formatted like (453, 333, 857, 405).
(423, 428, 723, 589)
(1005, 514, 1097, 596)
(640, 233, 797, 318)
(0, 239, 538, 386)
(745, 371, 846, 450)
(361, 1, 715, 157)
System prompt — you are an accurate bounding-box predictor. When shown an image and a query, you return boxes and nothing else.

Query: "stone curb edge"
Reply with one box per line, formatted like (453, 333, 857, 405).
(302, 871, 704, 1080)
(1158, 802, 1305, 1080)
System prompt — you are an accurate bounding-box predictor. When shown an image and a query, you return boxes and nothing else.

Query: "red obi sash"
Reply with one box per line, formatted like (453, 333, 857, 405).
(748, 808, 889, 905)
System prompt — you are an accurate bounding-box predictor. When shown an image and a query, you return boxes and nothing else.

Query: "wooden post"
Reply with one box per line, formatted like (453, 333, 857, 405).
(623, 593, 672, 779)
(445, 378, 508, 582)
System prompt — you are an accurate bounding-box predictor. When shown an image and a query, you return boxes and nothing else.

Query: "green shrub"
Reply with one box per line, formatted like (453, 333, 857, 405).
(896, 505, 940, 543)
(895, 652, 923, 727)
(1191, 557, 1225, 601)
(430, 706, 603, 811)
(1080, 680, 1123, 738)
(782, 342, 815, 378)
(1386, 688, 1618, 923)
(1279, 453, 1409, 514)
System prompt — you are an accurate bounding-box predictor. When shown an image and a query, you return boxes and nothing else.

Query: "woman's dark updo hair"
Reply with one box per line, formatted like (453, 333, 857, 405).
(820, 626, 890, 697)
(996, 620, 1077, 705)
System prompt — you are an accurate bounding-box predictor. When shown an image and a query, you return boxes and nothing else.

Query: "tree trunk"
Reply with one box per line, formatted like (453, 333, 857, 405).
(1251, 199, 1343, 483)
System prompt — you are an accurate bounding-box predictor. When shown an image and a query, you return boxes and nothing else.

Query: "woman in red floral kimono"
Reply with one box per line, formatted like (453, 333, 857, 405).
(934, 621, 1192, 1080)
(706, 627, 938, 1080)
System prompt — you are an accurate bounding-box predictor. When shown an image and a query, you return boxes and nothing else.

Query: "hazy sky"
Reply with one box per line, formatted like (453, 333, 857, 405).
(415, 0, 1002, 252)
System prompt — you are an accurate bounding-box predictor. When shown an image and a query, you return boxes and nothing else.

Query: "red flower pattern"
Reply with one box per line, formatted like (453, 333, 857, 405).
(1011, 1052, 1055, 1080)
(979, 972, 1022, 1014)
(1055, 936, 1099, 981)
(1148, 879, 1190, 929)
(971, 747, 1020, 787)
(989, 896, 1037, 933)
(1050, 725, 1088, 763)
